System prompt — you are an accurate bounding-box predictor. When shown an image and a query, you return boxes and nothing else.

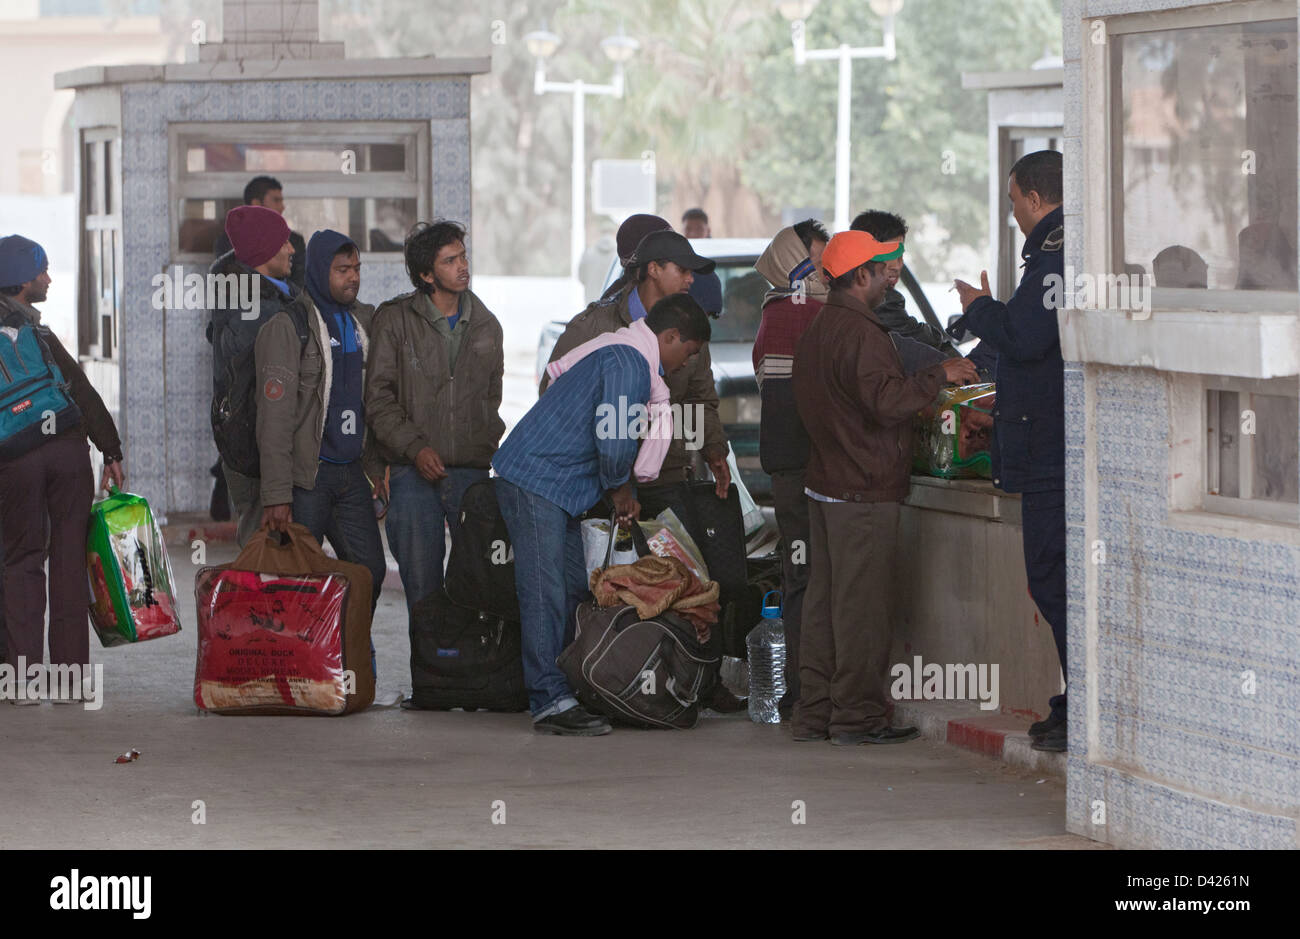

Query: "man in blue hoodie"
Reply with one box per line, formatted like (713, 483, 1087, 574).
(254, 230, 386, 617)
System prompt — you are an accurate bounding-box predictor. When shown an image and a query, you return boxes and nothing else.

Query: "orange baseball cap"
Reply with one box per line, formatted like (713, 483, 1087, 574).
(821, 230, 904, 279)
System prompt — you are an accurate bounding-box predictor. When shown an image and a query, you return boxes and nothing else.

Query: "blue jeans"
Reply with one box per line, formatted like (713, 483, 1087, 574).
(385, 465, 488, 613)
(495, 478, 590, 718)
(291, 460, 387, 678)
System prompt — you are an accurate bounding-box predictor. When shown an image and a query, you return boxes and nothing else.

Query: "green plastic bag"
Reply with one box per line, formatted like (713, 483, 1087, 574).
(912, 383, 996, 480)
(87, 486, 182, 646)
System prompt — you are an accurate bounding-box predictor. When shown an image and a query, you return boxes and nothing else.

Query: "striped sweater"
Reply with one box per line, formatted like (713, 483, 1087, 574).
(752, 295, 824, 474)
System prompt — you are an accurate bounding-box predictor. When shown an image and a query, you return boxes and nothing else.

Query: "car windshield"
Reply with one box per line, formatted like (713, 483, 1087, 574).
(711, 260, 768, 343)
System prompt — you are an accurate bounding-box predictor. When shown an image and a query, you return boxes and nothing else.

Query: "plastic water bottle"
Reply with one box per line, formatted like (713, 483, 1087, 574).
(746, 591, 786, 724)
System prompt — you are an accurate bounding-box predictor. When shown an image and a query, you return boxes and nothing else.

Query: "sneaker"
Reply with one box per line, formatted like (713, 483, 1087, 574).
(1028, 711, 1065, 738)
(1031, 723, 1067, 752)
(533, 704, 612, 737)
(830, 725, 921, 746)
(370, 689, 406, 708)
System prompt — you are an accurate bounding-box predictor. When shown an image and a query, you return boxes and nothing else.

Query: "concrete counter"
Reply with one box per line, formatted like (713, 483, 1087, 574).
(892, 475, 1063, 718)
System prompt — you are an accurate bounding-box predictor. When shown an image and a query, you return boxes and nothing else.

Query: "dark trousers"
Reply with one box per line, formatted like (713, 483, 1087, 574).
(795, 499, 900, 737)
(0, 435, 94, 668)
(291, 460, 387, 614)
(1021, 488, 1068, 722)
(770, 469, 810, 706)
(292, 460, 387, 681)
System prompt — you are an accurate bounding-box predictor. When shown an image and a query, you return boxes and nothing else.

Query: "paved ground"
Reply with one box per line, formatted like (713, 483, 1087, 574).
(1, 541, 1099, 849)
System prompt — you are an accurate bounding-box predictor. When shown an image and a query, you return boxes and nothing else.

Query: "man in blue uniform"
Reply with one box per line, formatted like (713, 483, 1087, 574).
(949, 150, 1067, 753)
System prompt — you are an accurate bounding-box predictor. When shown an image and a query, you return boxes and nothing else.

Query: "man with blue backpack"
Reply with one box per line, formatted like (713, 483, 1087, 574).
(0, 235, 124, 698)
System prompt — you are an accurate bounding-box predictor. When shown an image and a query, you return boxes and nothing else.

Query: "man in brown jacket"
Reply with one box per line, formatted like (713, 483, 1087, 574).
(0, 235, 124, 701)
(364, 220, 505, 613)
(792, 231, 977, 745)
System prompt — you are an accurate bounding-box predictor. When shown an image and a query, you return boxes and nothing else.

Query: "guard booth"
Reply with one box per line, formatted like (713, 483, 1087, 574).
(54, 0, 488, 521)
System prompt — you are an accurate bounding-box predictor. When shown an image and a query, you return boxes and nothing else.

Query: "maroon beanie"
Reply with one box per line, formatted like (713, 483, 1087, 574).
(616, 214, 672, 265)
(225, 205, 291, 269)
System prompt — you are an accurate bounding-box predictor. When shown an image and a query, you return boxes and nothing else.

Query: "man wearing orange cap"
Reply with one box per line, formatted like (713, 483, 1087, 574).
(792, 231, 977, 746)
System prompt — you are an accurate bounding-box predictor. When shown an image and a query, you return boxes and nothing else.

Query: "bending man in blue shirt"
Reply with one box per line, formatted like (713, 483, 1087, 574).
(494, 294, 713, 735)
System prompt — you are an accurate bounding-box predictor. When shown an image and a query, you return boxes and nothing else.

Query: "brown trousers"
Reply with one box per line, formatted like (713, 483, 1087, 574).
(0, 434, 94, 668)
(794, 499, 900, 737)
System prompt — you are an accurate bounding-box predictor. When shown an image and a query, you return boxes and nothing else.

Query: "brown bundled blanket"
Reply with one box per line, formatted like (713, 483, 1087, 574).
(590, 555, 720, 642)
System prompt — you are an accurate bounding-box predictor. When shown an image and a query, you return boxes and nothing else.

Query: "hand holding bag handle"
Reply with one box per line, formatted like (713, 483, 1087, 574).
(602, 511, 652, 569)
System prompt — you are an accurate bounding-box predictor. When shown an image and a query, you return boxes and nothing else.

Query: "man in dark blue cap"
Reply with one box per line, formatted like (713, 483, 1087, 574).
(0, 235, 124, 699)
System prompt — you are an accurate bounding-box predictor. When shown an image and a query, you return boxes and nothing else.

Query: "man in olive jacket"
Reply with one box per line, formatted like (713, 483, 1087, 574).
(543, 231, 730, 530)
(254, 230, 386, 621)
(364, 220, 505, 614)
(792, 231, 977, 747)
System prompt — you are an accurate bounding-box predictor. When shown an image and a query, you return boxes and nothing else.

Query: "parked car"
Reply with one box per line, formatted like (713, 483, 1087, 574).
(535, 238, 954, 502)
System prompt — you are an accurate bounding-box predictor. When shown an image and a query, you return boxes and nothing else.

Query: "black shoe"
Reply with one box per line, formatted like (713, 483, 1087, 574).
(533, 704, 612, 736)
(830, 725, 921, 746)
(1031, 724, 1067, 752)
(1028, 711, 1065, 738)
(704, 684, 747, 713)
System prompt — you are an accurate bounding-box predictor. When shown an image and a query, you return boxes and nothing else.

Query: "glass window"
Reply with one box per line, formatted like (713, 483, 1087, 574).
(184, 142, 407, 175)
(1207, 389, 1298, 504)
(172, 123, 425, 257)
(712, 262, 768, 343)
(1116, 19, 1298, 290)
(178, 197, 418, 254)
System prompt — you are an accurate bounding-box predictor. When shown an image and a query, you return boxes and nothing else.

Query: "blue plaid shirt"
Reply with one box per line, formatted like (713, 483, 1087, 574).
(494, 344, 652, 517)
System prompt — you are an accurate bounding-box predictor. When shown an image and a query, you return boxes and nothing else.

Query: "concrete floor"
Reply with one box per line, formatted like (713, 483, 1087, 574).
(1, 541, 1097, 849)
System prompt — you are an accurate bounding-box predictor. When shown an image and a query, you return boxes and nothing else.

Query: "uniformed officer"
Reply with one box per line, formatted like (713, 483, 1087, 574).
(949, 150, 1067, 753)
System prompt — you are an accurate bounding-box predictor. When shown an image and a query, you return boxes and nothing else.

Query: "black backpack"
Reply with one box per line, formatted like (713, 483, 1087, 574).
(444, 478, 521, 622)
(405, 589, 527, 712)
(209, 298, 311, 479)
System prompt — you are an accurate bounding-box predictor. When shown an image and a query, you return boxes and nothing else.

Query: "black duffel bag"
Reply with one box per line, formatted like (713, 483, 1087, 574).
(444, 478, 520, 622)
(405, 589, 527, 712)
(557, 519, 718, 729)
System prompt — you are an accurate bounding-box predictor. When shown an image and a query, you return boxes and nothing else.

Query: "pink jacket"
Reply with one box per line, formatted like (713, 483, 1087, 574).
(545, 319, 673, 483)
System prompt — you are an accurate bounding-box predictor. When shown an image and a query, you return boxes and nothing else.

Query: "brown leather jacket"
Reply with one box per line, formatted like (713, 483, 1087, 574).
(542, 283, 726, 485)
(364, 288, 504, 470)
(792, 289, 944, 503)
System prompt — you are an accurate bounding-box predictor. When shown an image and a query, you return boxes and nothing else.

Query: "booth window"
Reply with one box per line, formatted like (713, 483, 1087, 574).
(1111, 13, 1297, 294)
(1204, 379, 1298, 524)
(80, 129, 121, 360)
(170, 122, 428, 260)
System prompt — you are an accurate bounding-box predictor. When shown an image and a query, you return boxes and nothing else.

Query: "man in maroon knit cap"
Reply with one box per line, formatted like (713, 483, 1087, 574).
(207, 204, 299, 545)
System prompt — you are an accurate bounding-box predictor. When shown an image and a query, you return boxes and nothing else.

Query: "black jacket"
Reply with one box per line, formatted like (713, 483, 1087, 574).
(206, 250, 301, 404)
(947, 206, 1065, 493)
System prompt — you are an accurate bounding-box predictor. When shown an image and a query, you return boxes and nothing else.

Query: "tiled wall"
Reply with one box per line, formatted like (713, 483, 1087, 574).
(1063, 0, 1300, 848)
(119, 76, 471, 520)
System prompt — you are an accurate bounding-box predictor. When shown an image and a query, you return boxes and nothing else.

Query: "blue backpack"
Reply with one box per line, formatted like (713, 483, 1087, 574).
(0, 319, 83, 460)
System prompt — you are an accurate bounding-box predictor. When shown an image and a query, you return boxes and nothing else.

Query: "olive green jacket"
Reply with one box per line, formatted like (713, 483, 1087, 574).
(364, 288, 505, 470)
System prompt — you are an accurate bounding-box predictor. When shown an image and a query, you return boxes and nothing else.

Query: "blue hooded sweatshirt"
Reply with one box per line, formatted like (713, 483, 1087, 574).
(305, 229, 365, 464)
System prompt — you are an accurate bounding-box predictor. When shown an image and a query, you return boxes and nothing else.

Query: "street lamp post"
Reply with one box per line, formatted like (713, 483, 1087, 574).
(779, 0, 904, 232)
(525, 25, 639, 279)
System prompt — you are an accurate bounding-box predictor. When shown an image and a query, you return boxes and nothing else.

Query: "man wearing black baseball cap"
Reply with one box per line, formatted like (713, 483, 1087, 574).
(543, 228, 743, 712)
